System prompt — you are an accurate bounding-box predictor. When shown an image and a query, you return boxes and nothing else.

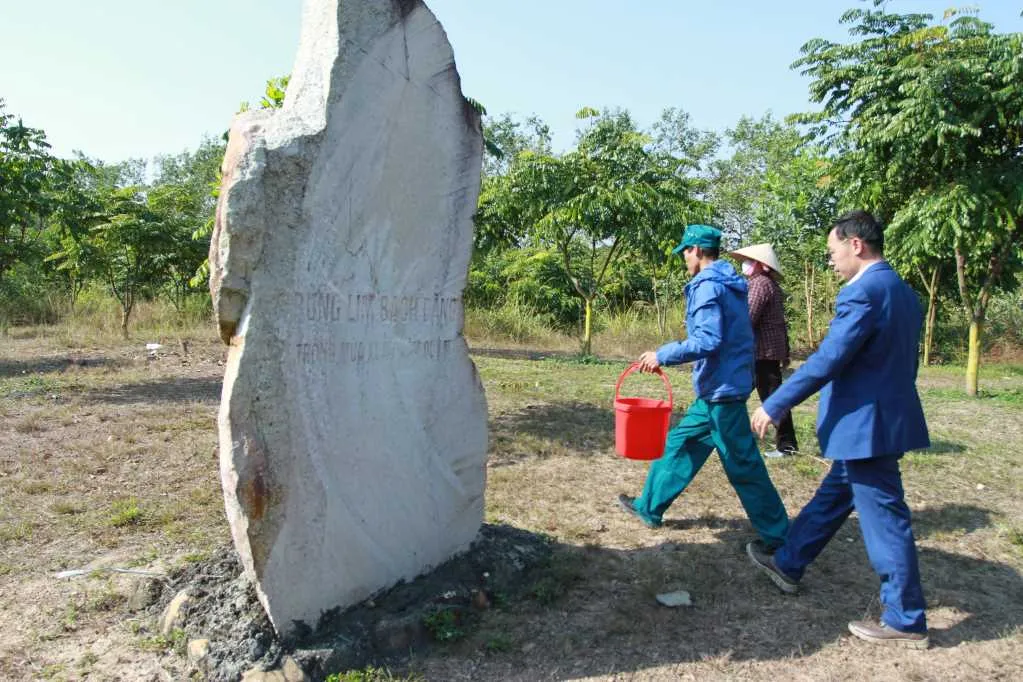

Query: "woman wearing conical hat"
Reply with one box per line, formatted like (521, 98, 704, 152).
(730, 243, 798, 457)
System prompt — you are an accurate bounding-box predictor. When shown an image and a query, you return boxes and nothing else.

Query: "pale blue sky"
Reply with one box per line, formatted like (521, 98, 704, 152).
(2, 1, 1020, 162)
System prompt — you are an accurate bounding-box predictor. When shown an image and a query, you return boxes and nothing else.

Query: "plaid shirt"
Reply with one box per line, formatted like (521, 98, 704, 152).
(747, 273, 789, 362)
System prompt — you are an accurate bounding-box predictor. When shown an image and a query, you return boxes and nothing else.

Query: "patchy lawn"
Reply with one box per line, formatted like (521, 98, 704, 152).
(1, 329, 1021, 680)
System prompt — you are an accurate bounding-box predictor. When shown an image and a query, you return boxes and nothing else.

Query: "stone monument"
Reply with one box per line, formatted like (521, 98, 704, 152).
(209, 0, 487, 636)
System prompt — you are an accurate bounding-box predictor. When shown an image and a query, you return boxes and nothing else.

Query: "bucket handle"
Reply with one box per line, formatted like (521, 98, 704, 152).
(614, 363, 673, 408)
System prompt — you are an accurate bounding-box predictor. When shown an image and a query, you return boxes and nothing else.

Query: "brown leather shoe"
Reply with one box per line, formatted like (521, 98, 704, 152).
(848, 620, 929, 649)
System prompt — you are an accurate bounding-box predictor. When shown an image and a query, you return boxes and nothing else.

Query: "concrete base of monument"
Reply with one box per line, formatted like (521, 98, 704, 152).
(150, 524, 554, 680)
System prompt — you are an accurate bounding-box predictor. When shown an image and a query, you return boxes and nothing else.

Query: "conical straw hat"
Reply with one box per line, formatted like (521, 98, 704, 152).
(730, 243, 783, 275)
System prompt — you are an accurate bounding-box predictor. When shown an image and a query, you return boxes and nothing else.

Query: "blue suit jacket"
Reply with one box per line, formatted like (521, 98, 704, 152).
(763, 262, 929, 460)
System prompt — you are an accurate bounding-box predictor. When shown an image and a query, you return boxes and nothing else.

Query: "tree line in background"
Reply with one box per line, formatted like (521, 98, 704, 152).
(1, 4, 1021, 395)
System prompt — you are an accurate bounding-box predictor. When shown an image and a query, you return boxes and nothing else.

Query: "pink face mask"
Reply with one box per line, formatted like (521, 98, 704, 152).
(741, 260, 756, 276)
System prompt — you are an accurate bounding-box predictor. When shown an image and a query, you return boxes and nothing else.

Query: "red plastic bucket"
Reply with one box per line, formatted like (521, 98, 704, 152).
(614, 363, 674, 460)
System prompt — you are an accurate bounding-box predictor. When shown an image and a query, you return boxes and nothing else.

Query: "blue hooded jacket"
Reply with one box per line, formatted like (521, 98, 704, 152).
(655, 259, 754, 401)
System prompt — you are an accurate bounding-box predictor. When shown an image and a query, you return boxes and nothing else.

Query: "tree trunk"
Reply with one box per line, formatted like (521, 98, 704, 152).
(922, 265, 939, 366)
(120, 294, 134, 340)
(582, 297, 593, 355)
(966, 319, 981, 397)
(803, 261, 815, 347)
(652, 276, 667, 336)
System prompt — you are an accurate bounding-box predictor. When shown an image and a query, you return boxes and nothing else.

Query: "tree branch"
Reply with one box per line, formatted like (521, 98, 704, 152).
(594, 234, 623, 291)
(954, 245, 975, 321)
(975, 219, 1022, 321)
(558, 237, 587, 300)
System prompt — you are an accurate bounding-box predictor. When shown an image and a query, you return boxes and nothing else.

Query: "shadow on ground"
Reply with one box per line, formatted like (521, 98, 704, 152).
(178, 503, 1021, 681)
(920, 439, 968, 455)
(423, 504, 1021, 679)
(913, 503, 994, 538)
(83, 376, 222, 404)
(0, 355, 130, 378)
(489, 401, 616, 460)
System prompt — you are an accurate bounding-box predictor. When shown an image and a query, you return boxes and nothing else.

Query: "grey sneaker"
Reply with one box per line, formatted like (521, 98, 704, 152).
(848, 620, 929, 649)
(763, 449, 786, 459)
(746, 541, 799, 594)
(616, 494, 661, 529)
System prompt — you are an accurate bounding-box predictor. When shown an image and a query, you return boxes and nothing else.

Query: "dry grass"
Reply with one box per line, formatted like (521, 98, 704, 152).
(0, 323, 1021, 681)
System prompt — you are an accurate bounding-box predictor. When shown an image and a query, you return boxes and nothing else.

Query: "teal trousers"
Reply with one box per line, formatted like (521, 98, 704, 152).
(633, 398, 790, 547)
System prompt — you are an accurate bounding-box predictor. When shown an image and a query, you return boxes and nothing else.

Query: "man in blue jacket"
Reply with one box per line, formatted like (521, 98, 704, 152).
(748, 210, 930, 649)
(617, 224, 790, 551)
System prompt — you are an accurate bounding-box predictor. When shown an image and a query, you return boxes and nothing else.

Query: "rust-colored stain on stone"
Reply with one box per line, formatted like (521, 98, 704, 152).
(240, 464, 269, 523)
(239, 431, 273, 523)
(236, 430, 285, 575)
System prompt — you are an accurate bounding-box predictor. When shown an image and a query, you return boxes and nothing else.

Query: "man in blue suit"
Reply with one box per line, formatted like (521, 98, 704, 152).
(748, 210, 930, 649)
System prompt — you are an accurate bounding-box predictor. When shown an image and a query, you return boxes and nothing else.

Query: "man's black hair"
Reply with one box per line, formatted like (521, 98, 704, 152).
(831, 210, 884, 254)
(694, 246, 720, 259)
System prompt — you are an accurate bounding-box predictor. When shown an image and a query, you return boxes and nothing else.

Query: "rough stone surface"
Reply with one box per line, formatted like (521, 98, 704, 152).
(654, 589, 693, 608)
(160, 589, 191, 635)
(283, 657, 310, 682)
(127, 577, 163, 611)
(242, 668, 286, 682)
(242, 660, 308, 682)
(187, 638, 211, 664)
(210, 0, 487, 636)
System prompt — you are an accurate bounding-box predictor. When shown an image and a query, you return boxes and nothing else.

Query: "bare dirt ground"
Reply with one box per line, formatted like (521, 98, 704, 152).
(1, 328, 1021, 681)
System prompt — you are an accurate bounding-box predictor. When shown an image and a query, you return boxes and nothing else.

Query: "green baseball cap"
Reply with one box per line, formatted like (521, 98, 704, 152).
(671, 224, 722, 254)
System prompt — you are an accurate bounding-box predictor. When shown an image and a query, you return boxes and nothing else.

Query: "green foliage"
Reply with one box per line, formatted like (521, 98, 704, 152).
(792, 458, 823, 479)
(0, 100, 60, 282)
(469, 246, 580, 328)
(40, 140, 223, 336)
(261, 75, 290, 109)
(476, 107, 706, 353)
(482, 632, 515, 653)
(325, 667, 422, 682)
(136, 628, 186, 654)
(794, 3, 1023, 388)
(0, 262, 65, 327)
(148, 138, 225, 305)
(481, 112, 552, 179)
(88, 186, 180, 334)
(108, 498, 143, 527)
(239, 75, 291, 112)
(709, 114, 814, 242)
(422, 606, 466, 642)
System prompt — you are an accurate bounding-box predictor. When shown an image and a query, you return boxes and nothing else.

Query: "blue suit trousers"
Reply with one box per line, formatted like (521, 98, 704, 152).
(773, 456, 927, 633)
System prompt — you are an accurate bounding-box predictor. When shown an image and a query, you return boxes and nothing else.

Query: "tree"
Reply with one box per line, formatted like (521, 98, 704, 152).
(709, 115, 837, 348)
(473, 113, 553, 254)
(43, 158, 109, 309)
(884, 223, 962, 366)
(89, 187, 178, 337)
(481, 112, 552, 178)
(0, 100, 58, 283)
(477, 108, 701, 354)
(708, 114, 803, 245)
(645, 107, 718, 334)
(151, 137, 225, 306)
(794, 4, 1023, 394)
(192, 76, 288, 287)
(754, 148, 837, 348)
